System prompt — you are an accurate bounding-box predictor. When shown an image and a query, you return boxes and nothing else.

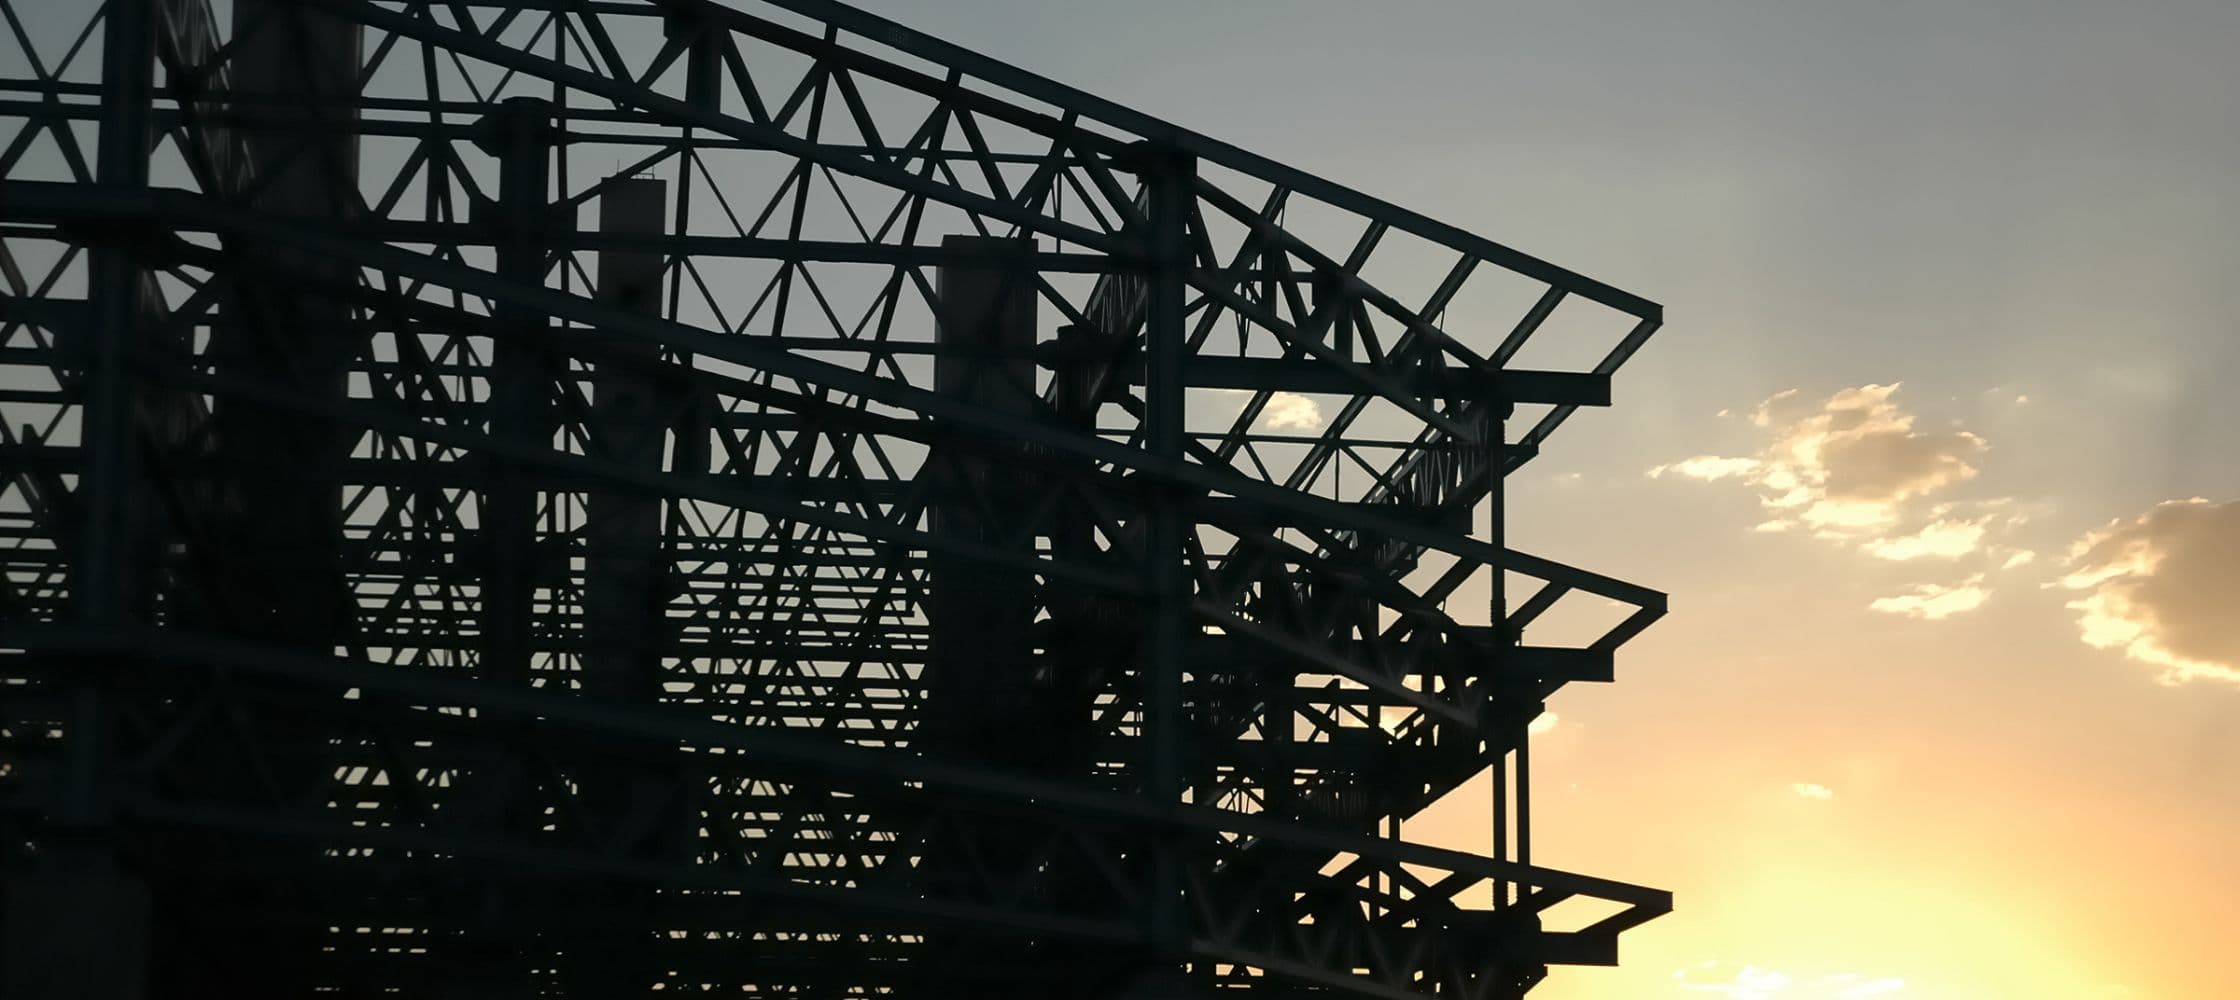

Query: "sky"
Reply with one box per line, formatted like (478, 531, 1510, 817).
(4, 0, 2234, 996)
(833, 1, 2240, 997)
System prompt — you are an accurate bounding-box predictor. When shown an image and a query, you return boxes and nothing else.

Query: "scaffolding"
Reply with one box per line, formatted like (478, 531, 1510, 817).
(0, 1, 1670, 996)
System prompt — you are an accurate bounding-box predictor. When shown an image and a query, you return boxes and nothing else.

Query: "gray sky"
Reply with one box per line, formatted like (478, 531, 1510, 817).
(841, 2, 2240, 996)
(4, 0, 2233, 995)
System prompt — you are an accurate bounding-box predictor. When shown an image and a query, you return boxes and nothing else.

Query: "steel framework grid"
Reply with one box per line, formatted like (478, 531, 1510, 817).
(0, 0, 1671, 997)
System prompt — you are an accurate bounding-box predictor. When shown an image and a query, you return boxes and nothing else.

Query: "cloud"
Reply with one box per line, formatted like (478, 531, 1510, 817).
(1869, 576, 1990, 620)
(1791, 782, 1836, 801)
(1676, 963, 1793, 1000)
(1782, 385, 1977, 515)
(1655, 385, 2034, 619)
(2058, 498, 2240, 685)
(1859, 517, 1989, 561)
(1218, 389, 1325, 432)
(1653, 455, 1761, 482)
(1652, 384, 1987, 529)
(1259, 391, 1323, 431)
(1675, 963, 1907, 1000)
(2000, 550, 2037, 570)
(1529, 712, 1560, 736)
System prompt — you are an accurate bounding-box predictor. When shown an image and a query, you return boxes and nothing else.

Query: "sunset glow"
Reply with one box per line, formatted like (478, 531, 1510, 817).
(839, 1, 2240, 996)
(5, 0, 2229, 995)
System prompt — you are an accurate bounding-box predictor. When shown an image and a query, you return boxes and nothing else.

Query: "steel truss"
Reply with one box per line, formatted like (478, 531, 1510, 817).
(0, 1, 1669, 997)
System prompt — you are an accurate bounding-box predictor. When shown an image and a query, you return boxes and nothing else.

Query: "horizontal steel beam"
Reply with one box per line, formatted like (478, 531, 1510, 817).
(2, 180, 1666, 617)
(1165, 357, 1611, 406)
(8, 622, 1671, 909)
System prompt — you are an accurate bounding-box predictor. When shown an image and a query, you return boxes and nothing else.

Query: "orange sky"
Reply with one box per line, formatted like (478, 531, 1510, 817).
(1398, 383, 2240, 998)
(12, 0, 2229, 994)
(775, 1, 2240, 993)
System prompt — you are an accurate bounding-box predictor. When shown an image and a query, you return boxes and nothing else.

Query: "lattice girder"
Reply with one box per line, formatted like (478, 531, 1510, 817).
(0, 1, 1669, 997)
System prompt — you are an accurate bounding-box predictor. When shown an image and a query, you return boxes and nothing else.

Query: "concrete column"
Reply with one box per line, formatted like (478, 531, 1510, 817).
(923, 234, 1040, 763)
(476, 97, 556, 685)
(209, 0, 363, 643)
(11, 1, 156, 995)
(583, 176, 669, 703)
(570, 175, 672, 996)
(1142, 150, 1195, 966)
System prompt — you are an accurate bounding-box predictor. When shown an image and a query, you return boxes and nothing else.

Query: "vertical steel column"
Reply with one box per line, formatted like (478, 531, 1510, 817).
(1503, 405, 1534, 875)
(1518, 714, 1533, 867)
(1142, 146, 1195, 989)
(2, 4, 157, 998)
(1483, 399, 1535, 999)
(476, 98, 555, 684)
(1488, 401, 1512, 908)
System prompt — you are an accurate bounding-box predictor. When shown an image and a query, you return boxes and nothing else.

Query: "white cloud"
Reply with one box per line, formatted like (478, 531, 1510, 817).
(1859, 518, 1988, 561)
(1653, 384, 2011, 541)
(1675, 963, 1908, 1000)
(1657, 384, 2030, 622)
(1655, 384, 1985, 525)
(2000, 550, 2037, 571)
(1528, 712, 1560, 736)
(1676, 962, 1793, 1000)
(2058, 498, 2240, 686)
(1869, 576, 1990, 620)
(1215, 388, 1326, 432)
(1771, 385, 1981, 519)
(1791, 782, 1836, 801)
(1259, 391, 1323, 431)
(1652, 455, 1763, 482)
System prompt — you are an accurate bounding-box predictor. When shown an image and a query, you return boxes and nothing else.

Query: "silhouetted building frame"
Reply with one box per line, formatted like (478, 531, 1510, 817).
(0, 1, 1670, 997)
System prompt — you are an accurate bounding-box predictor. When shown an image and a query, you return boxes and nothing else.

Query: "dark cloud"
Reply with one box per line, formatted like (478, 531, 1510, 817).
(1652, 384, 2024, 620)
(1653, 384, 1985, 532)
(2061, 499, 2240, 685)
(1817, 427, 1981, 505)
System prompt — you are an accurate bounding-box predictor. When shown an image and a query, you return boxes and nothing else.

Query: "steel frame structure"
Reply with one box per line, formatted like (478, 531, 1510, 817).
(0, 1, 1670, 997)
